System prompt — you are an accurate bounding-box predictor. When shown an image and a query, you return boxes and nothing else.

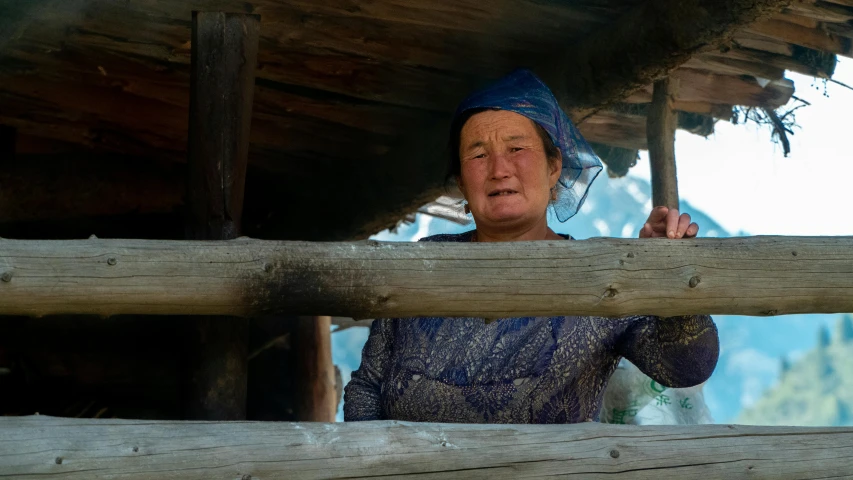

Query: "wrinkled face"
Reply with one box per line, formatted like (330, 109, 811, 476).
(458, 110, 561, 231)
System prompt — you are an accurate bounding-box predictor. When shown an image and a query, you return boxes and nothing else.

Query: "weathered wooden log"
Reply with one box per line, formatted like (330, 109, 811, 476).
(647, 78, 680, 209)
(2, 416, 853, 479)
(2, 236, 853, 319)
(183, 11, 260, 421)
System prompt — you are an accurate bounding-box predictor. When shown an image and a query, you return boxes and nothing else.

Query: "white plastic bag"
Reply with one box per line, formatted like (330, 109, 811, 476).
(601, 360, 713, 425)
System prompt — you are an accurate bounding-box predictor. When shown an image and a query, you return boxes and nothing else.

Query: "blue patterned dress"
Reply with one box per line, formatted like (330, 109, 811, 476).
(344, 231, 719, 423)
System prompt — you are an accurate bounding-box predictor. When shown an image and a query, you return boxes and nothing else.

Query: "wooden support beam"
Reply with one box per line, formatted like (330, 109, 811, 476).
(543, 0, 791, 118)
(291, 316, 337, 422)
(3, 416, 853, 479)
(2, 236, 853, 319)
(183, 11, 260, 421)
(186, 11, 259, 241)
(647, 78, 680, 209)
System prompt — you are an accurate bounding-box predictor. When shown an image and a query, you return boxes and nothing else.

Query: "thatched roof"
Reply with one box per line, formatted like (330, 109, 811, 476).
(1, 0, 851, 239)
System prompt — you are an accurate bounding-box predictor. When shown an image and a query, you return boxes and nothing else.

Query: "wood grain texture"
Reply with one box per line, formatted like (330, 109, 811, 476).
(291, 316, 337, 422)
(3, 0, 838, 239)
(2, 415, 853, 479)
(182, 12, 260, 421)
(1, 236, 853, 319)
(546, 0, 791, 116)
(647, 78, 680, 209)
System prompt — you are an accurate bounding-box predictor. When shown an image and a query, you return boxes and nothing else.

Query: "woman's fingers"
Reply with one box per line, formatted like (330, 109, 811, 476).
(676, 213, 692, 238)
(642, 208, 701, 239)
(685, 222, 700, 238)
(647, 206, 669, 224)
(666, 208, 681, 239)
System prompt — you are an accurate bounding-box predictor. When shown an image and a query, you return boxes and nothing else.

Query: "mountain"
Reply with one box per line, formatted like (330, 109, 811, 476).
(737, 315, 853, 426)
(333, 173, 847, 423)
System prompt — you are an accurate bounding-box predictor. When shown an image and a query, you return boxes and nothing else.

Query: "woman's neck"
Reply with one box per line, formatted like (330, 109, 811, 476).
(473, 219, 562, 242)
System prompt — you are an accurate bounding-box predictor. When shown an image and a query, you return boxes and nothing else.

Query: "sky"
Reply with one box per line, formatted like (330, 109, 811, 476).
(629, 58, 853, 237)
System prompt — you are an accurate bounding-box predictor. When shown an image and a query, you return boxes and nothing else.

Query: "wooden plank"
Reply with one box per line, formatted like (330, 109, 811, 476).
(0, 154, 183, 223)
(647, 78, 680, 209)
(2, 236, 853, 319)
(544, 0, 790, 117)
(183, 11, 260, 421)
(748, 19, 853, 58)
(3, 416, 853, 479)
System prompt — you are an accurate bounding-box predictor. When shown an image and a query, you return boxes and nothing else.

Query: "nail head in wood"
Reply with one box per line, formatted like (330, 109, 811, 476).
(54, 457, 63, 465)
(107, 257, 117, 266)
(0, 272, 11, 282)
(610, 449, 620, 458)
(689, 276, 701, 288)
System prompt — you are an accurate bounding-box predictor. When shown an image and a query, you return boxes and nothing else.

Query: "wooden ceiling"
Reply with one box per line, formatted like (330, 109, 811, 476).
(0, 0, 851, 239)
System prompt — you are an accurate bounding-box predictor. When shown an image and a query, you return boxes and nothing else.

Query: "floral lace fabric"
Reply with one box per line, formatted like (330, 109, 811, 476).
(344, 232, 719, 423)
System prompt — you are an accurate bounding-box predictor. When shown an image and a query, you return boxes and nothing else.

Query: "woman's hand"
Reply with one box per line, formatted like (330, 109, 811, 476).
(639, 206, 699, 239)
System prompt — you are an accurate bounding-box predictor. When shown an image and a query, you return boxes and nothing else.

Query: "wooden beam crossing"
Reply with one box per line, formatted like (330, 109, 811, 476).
(1, 236, 852, 319)
(2, 416, 853, 479)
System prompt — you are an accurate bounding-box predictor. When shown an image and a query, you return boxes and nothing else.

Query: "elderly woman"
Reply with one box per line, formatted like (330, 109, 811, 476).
(344, 69, 719, 424)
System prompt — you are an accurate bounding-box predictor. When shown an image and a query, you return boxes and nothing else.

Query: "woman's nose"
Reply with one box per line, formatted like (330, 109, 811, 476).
(489, 151, 512, 179)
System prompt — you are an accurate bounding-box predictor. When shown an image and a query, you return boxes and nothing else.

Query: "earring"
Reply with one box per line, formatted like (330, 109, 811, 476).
(463, 203, 471, 214)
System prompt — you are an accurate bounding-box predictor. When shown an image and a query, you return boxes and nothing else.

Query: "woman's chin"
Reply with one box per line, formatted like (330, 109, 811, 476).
(479, 207, 532, 225)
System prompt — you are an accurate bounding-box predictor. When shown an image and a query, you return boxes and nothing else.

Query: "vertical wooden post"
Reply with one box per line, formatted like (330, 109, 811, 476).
(646, 78, 680, 209)
(291, 316, 337, 422)
(183, 11, 260, 420)
(0, 126, 15, 160)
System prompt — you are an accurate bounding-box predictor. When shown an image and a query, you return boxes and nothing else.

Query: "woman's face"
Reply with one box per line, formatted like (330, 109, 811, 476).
(458, 110, 561, 232)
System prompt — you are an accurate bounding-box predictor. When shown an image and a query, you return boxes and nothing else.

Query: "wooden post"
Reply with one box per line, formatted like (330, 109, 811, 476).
(183, 11, 260, 420)
(292, 316, 337, 422)
(646, 77, 680, 209)
(0, 126, 15, 160)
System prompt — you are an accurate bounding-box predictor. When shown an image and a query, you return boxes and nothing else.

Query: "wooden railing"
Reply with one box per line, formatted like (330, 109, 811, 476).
(1, 236, 852, 319)
(2, 415, 853, 479)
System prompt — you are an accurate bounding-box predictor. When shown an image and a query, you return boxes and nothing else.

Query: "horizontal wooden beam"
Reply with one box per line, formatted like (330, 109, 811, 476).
(1, 236, 853, 319)
(3, 416, 853, 479)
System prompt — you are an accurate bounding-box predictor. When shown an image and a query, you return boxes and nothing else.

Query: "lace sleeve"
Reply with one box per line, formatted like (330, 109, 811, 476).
(343, 319, 394, 421)
(615, 315, 719, 388)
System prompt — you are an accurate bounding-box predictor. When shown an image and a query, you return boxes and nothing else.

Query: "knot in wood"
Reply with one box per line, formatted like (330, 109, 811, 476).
(609, 449, 620, 458)
(241, 474, 253, 480)
(263, 262, 273, 273)
(132, 446, 139, 453)
(626, 252, 635, 258)
(688, 276, 701, 288)
(55, 457, 63, 465)
(0, 272, 11, 283)
(107, 257, 117, 266)
(604, 288, 618, 298)
(792, 251, 798, 256)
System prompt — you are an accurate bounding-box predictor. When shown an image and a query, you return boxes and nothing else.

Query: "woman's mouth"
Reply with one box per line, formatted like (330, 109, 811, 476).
(488, 189, 518, 197)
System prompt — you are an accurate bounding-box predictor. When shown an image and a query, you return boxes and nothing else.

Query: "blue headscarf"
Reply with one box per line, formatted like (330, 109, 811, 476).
(453, 69, 602, 222)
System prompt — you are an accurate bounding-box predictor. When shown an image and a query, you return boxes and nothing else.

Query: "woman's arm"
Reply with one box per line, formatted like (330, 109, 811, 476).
(343, 319, 394, 421)
(615, 315, 719, 388)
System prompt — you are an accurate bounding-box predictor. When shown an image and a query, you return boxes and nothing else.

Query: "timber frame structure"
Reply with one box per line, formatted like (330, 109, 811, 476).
(2, 0, 853, 478)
